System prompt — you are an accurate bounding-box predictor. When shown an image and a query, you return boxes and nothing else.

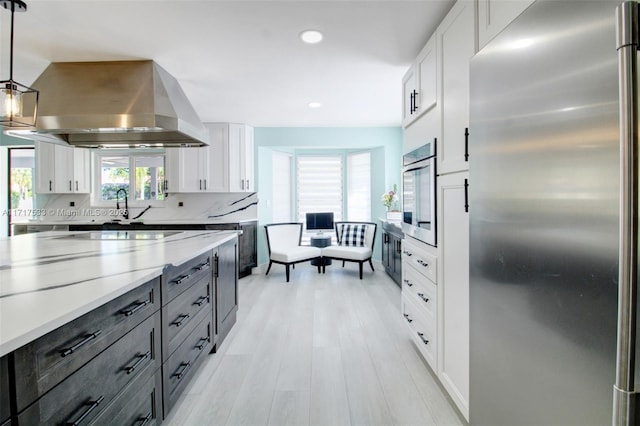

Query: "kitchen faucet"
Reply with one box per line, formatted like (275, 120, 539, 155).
(115, 188, 129, 220)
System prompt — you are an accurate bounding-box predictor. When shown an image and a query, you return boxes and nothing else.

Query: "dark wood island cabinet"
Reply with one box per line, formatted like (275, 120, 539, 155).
(0, 231, 239, 425)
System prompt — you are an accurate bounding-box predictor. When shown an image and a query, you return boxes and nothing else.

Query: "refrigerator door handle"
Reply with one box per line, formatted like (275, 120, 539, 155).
(614, 2, 640, 425)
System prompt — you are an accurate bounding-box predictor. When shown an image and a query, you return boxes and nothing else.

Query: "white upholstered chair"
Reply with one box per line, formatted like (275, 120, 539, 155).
(321, 221, 377, 279)
(264, 223, 322, 282)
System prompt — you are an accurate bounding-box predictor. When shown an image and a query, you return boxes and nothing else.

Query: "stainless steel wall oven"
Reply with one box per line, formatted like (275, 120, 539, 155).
(402, 140, 437, 246)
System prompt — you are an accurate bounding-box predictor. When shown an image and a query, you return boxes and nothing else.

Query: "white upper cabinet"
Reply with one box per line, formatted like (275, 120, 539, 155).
(166, 146, 212, 193)
(402, 34, 438, 128)
(439, 0, 475, 175)
(417, 37, 438, 115)
(402, 67, 418, 127)
(477, 0, 535, 51)
(35, 142, 90, 194)
(212, 123, 254, 192)
(166, 123, 253, 193)
(72, 148, 91, 194)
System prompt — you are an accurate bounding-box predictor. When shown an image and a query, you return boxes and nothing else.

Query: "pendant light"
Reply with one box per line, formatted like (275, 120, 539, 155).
(0, 0, 38, 128)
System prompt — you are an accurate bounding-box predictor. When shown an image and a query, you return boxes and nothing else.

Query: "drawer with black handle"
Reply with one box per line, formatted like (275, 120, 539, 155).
(162, 251, 212, 304)
(162, 276, 213, 360)
(90, 367, 162, 426)
(163, 316, 212, 416)
(13, 276, 160, 412)
(18, 311, 161, 425)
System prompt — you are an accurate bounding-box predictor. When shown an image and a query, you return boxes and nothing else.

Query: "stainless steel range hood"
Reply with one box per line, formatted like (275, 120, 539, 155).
(5, 60, 209, 148)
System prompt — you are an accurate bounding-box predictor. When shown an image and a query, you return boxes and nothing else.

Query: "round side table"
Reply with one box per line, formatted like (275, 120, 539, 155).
(310, 234, 332, 266)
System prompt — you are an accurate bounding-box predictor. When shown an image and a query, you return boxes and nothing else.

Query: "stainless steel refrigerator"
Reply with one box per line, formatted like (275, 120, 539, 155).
(469, 1, 627, 424)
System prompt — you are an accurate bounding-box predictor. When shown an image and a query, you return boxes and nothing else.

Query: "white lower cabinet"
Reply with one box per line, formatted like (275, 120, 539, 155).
(401, 236, 438, 372)
(438, 171, 469, 420)
(402, 293, 437, 369)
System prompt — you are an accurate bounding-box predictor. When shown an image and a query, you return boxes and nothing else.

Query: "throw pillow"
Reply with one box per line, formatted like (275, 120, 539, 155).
(339, 224, 367, 247)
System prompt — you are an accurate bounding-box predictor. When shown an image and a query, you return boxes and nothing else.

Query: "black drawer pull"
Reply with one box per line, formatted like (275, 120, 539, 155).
(403, 313, 413, 323)
(196, 260, 210, 271)
(172, 362, 191, 381)
(403, 250, 413, 257)
(464, 127, 469, 162)
(172, 314, 190, 327)
(195, 336, 210, 351)
(125, 351, 151, 375)
(65, 395, 104, 426)
(417, 293, 429, 303)
(60, 330, 102, 357)
(417, 332, 429, 345)
(120, 299, 150, 317)
(417, 259, 429, 268)
(194, 295, 209, 307)
(403, 279, 414, 287)
(137, 412, 153, 426)
(174, 274, 191, 285)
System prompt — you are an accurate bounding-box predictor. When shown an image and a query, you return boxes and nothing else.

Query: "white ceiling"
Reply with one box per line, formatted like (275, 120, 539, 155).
(1, 0, 456, 127)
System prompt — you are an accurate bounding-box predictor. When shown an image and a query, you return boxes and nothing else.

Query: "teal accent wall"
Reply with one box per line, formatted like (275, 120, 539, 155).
(254, 127, 403, 268)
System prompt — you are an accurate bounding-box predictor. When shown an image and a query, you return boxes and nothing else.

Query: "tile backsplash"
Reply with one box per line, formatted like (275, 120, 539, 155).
(34, 192, 258, 223)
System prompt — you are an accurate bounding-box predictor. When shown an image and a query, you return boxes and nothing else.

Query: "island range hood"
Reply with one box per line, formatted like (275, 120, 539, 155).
(5, 60, 209, 148)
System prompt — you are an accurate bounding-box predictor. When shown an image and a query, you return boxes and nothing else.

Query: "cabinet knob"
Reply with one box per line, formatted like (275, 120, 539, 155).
(403, 313, 413, 323)
(403, 279, 414, 287)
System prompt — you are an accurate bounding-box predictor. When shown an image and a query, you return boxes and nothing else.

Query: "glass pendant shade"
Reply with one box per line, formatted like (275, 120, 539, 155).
(1, 0, 38, 128)
(0, 80, 37, 127)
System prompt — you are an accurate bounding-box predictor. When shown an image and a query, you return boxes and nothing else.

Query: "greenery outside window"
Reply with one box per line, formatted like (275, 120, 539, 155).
(95, 153, 165, 206)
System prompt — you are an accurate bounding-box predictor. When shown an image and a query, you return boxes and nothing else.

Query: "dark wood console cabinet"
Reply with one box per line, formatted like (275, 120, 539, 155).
(381, 222, 403, 286)
(70, 220, 257, 278)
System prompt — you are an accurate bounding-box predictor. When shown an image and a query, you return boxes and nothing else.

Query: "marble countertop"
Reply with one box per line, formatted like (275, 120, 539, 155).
(0, 230, 237, 357)
(16, 218, 258, 226)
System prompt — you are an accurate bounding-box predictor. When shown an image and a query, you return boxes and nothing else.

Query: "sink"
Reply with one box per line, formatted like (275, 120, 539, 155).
(58, 231, 183, 240)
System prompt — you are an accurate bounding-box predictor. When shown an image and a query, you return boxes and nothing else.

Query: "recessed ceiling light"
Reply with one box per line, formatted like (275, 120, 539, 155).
(308, 102, 322, 108)
(300, 30, 323, 44)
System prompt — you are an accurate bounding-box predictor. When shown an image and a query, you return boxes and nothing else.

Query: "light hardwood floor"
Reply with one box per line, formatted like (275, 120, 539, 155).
(164, 261, 464, 426)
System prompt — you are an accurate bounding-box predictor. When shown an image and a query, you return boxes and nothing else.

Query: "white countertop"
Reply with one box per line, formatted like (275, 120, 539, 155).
(17, 218, 258, 226)
(0, 230, 237, 357)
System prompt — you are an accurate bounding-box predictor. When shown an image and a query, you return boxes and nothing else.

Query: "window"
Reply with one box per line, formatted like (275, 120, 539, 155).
(272, 151, 293, 222)
(297, 154, 343, 224)
(96, 153, 165, 205)
(9, 148, 35, 233)
(347, 151, 371, 221)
